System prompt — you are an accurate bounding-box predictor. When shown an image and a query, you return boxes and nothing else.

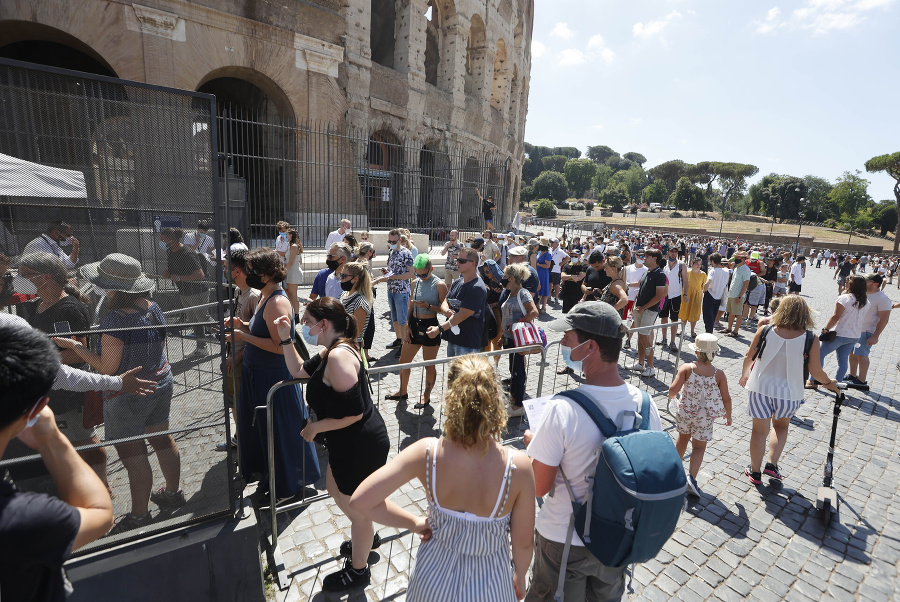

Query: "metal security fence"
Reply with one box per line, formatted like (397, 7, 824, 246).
(0, 58, 236, 552)
(216, 106, 510, 247)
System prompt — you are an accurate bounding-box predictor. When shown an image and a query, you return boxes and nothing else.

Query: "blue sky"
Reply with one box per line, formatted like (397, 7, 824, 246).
(523, 0, 899, 200)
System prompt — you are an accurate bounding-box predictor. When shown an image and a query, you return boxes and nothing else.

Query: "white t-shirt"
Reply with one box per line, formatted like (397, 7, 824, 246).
(706, 266, 730, 300)
(527, 383, 663, 546)
(550, 247, 568, 274)
(275, 235, 289, 263)
(862, 289, 892, 333)
(325, 230, 346, 250)
(834, 293, 869, 339)
(824, 251, 831, 259)
(663, 260, 684, 297)
(790, 262, 804, 285)
(625, 264, 647, 301)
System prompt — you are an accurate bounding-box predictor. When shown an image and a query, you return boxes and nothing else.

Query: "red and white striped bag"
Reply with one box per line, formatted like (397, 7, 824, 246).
(511, 292, 547, 354)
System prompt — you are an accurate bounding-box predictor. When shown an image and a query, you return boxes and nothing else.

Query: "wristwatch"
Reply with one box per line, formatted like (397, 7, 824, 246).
(279, 338, 293, 346)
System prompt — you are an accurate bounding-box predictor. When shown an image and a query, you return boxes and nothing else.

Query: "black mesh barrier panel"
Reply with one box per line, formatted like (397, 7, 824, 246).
(214, 107, 510, 248)
(0, 59, 236, 552)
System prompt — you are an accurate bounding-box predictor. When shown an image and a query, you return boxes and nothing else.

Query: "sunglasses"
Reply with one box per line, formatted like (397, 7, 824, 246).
(455, 258, 471, 264)
(415, 272, 430, 278)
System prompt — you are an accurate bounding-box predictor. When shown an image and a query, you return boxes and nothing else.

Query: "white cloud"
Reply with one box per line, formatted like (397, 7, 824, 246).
(592, 124, 604, 130)
(630, 118, 642, 124)
(586, 34, 616, 64)
(551, 22, 575, 40)
(754, 0, 894, 35)
(633, 10, 683, 39)
(531, 40, 546, 58)
(557, 48, 586, 67)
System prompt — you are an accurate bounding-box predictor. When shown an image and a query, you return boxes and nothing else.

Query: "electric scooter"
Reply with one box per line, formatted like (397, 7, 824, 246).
(816, 383, 847, 527)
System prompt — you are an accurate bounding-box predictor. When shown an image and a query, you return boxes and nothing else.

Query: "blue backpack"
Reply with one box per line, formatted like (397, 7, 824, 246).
(554, 389, 686, 600)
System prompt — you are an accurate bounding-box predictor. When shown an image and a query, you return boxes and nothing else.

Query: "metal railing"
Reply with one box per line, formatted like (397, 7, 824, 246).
(253, 319, 694, 591)
(257, 343, 546, 589)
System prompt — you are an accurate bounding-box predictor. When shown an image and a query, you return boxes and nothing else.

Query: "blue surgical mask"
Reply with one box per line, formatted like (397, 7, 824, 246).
(389, 243, 398, 251)
(301, 322, 320, 346)
(560, 339, 590, 372)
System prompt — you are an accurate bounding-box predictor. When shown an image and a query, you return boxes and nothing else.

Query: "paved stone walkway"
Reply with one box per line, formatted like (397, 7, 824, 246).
(265, 258, 900, 601)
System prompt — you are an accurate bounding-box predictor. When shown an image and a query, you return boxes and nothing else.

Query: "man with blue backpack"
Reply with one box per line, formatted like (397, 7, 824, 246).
(523, 302, 686, 601)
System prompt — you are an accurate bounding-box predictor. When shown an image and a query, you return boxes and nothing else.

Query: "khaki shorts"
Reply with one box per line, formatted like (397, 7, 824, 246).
(726, 296, 744, 316)
(632, 308, 659, 329)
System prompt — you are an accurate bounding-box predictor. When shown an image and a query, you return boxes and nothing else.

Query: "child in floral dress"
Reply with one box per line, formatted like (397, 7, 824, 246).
(668, 333, 732, 497)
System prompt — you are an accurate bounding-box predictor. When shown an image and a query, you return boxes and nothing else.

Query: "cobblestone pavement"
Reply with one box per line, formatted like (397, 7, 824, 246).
(262, 256, 900, 601)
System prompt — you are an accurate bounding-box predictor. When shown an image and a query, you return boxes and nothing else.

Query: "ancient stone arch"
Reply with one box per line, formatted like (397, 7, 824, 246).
(490, 38, 509, 113)
(464, 13, 487, 97)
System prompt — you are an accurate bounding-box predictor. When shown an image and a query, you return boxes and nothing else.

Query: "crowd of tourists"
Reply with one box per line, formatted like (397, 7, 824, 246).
(3, 216, 900, 601)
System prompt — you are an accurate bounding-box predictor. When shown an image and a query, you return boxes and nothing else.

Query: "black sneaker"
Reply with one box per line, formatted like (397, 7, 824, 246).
(322, 559, 371, 591)
(656, 339, 668, 346)
(339, 532, 382, 558)
(843, 375, 860, 384)
(109, 512, 153, 535)
(686, 474, 702, 497)
(386, 339, 402, 349)
(150, 487, 187, 509)
(763, 462, 783, 482)
(744, 465, 763, 485)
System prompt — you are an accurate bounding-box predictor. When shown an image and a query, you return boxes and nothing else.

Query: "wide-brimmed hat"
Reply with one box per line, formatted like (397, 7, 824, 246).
(509, 245, 527, 257)
(689, 333, 720, 354)
(80, 253, 155, 293)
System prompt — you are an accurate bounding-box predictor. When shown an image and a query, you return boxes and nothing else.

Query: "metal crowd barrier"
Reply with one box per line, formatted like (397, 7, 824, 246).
(255, 321, 692, 591)
(257, 343, 546, 590)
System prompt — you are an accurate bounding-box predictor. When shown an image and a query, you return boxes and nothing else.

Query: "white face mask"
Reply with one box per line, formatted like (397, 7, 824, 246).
(18, 399, 43, 434)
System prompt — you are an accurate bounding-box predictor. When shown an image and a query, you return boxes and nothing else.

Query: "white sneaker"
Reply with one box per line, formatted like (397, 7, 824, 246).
(641, 366, 655, 378)
(507, 404, 526, 417)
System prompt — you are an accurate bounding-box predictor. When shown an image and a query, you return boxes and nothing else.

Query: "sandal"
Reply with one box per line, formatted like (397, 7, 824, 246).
(804, 381, 819, 390)
(385, 392, 408, 401)
(413, 400, 431, 410)
(725, 331, 739, 338)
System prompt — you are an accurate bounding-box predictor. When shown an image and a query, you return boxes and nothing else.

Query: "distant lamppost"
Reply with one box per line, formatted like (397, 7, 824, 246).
(768, 200, 781, 243)
(795, 198, 806, 255)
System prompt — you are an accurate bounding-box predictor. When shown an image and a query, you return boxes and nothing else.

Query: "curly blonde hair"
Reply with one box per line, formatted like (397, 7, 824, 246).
(443, 356, 508, 452)
(771, 294, 816, 330)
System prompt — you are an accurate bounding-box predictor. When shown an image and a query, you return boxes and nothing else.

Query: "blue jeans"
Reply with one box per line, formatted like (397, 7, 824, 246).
(446, 342, 480, 357)
(388, 290, 410, 326)
(818, 335, 857, 381)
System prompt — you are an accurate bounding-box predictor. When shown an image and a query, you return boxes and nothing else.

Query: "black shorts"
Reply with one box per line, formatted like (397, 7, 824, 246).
(408, 316, 441, 347)
(788, 282, 802, 294)
(549, 272, 561, 285)
(660, 296, 682, 319)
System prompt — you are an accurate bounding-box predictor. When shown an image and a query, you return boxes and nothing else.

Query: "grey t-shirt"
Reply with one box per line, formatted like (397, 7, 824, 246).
(501, 288, 534, 338)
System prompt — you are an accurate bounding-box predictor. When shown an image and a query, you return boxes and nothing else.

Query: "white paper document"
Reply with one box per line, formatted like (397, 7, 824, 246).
(523, 394, 556, 431)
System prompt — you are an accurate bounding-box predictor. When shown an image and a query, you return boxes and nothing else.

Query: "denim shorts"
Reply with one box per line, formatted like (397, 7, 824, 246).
(104, 373, 174, 440)
(853, 331, 874, 357)
(388, 290, 410, 326)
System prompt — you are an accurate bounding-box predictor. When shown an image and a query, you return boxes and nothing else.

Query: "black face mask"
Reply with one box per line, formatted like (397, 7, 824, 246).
(340, 279, 354, 291)
(245, 268, 264, 289)
(326, 259, 341, 271)
(501, 278, 511, 288)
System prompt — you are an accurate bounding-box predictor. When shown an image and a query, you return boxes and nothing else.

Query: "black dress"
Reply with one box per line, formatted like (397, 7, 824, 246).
(305, 345, 390, 495)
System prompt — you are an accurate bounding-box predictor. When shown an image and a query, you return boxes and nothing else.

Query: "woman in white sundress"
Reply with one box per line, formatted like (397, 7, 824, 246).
(350, 355, 535, 600)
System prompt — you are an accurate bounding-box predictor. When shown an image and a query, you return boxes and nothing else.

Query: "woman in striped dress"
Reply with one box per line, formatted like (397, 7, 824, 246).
(350, 355, 536, 600)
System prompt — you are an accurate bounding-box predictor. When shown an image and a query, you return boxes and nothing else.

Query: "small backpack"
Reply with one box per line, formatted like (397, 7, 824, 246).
(554, 389, 686, 601)
(747, 272, 759, 292)
(752, 325, 815, 382)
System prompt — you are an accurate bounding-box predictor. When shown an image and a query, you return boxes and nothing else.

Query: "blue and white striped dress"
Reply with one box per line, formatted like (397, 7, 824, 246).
(406, 440, 517, 602)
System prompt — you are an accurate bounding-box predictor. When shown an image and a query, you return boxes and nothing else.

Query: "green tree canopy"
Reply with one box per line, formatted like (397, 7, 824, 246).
(803, 175, 834, 222)
(532, 170, 569, 201)
(865, 152, 900, 250)
(669, 177, 705, 213)
(619, 165, 647, 199)
(586, 145, 619, 164)
(873, 201, 898, 236)
(623, 152, 647, 167)
(552, 147, 582, 160)
(592, 164, 613, 194)
(563, 158, 599, 197)
(828, 171, 872, 219)
(607, 156, 636, 172)
(541, 155, 569, 172)
(647, 160, 695, 193)
(599, 184, 629, 211)
(642, 180, 668, 207)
